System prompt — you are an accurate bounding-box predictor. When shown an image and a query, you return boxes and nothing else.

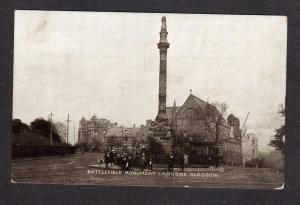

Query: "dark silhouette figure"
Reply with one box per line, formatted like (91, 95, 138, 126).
(168, 154, 174, 172)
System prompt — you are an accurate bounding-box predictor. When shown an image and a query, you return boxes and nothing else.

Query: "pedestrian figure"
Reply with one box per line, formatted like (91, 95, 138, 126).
(215, 148, 220, 168)
(109, 151, 114, 167)
(168, 154, 174, 172)
(148, 156, 153, 171)
(116, 153, 122, 165)
(126, 155, 132, 171)
(97, 156, 104, 167)
(180, 154, 185, 171)
(140, 152, 147, 171)
(104, 152, 110, 168)
(121, 155, 128, 171)
(184, 153, 189, 169)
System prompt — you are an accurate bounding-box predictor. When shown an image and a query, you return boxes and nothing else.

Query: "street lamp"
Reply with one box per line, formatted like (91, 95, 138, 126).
(103, 130, 106, 151)
(103, 130, 106, 141)
(124, 129, 129, 151)
(189, 136, 193, 151)
(183, 131, 187, 144)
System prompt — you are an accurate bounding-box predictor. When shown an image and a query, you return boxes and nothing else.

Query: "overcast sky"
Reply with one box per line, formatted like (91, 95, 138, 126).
(13, 11, 286, 150)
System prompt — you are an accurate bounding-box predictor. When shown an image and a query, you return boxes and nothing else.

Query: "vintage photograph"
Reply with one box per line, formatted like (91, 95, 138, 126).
(12, 10, 286, 189)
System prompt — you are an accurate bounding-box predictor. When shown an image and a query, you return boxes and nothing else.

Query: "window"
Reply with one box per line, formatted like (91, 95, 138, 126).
(184, 108, 198, 119)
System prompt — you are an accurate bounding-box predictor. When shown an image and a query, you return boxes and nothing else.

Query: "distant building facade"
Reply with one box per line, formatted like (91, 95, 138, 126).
(78, 114, 114, 147)
(105, 125, 138, 151)
(224, 114, 243, 166)
(78, 114, 154, 152)
(242, 132, 258, 166)
(104, 120, 153, 152)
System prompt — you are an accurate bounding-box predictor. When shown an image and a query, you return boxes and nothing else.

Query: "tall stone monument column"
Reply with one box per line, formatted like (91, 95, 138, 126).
(156, 16, 170, 122)
(151, 16, 172, 154)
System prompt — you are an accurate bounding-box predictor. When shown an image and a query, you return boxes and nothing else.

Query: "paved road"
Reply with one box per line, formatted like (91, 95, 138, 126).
(11, 153, 284, 189)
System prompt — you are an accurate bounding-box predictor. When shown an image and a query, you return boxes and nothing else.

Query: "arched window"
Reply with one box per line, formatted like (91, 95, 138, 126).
(183, 108, 199, 137)
(184, 108, 198, 120)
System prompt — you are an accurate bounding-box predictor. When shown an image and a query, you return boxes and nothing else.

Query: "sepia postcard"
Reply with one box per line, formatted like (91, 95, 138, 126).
(11, 10, 286, 189)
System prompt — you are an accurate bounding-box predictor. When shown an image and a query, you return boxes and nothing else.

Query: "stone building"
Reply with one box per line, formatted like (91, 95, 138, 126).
(136, 120, 153, 142)
(78, 114, 114, 147)
(228, 114, 242, 139)
(242, 132, 258, 166)
(104, 120, 153, 152)
(105, 125, 139, 151)
(166, 94, 243, 166)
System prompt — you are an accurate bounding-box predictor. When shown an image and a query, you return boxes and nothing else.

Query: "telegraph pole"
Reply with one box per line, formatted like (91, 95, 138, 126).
(50, 112, 53, 145)
(66, 113, 71, 144)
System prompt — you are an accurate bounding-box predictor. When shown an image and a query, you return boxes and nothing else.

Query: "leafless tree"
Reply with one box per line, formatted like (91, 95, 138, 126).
(205, 102, 228, 143)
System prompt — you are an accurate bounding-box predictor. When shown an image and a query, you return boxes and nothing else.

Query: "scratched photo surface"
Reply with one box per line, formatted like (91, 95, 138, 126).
(12, 11, 286, 189)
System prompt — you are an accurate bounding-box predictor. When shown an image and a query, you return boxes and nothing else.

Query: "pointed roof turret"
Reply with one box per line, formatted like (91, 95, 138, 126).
(91, 113, 97, 120)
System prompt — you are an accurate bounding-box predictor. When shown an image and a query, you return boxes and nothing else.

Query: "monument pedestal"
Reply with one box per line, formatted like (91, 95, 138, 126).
(151, 122, 172, 154)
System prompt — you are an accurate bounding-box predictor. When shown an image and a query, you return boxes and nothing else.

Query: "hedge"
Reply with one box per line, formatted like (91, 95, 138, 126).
(12, 144, 76, 159)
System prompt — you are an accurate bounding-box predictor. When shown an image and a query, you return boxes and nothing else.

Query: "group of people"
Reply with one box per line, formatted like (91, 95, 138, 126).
(99, 150, 221, 172)
(99, 150, 191, 172)
(99, 151, 153, 171)
(167, 153, 189, 172)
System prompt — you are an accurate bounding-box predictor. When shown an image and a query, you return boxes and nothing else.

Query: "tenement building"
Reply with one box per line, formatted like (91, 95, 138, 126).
(105, 125, 139, 152)
(78, 114, 114, 145)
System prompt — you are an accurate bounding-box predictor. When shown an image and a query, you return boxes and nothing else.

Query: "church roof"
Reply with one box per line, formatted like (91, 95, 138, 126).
(188, 94, 208, 108)
(165, 94, 208, 120)
(166, 106, 181, 120)
(177, 94, 229, 126)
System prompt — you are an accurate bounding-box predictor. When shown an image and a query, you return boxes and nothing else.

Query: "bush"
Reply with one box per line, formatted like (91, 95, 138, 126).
(261, 151, 284, 171)
(12, 119, 29, 134)
(245, 158, 260, 167)
(74, 141, 89, 151)
(30, 118, 61, 143)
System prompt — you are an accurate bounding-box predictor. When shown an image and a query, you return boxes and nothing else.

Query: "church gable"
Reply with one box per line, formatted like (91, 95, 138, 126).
(176, 94, 207, 120)
(172, 94, 230, 143)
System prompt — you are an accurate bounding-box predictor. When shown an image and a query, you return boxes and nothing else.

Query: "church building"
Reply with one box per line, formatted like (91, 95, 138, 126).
(166, 94, 242, 166)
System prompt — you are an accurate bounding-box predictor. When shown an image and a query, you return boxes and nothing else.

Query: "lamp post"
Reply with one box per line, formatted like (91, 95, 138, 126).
(189, 136, 193, 151)
(103, 130, 106, 152)
(183, 131, 188, 153)
(124, 129, 129, 151)
(183, 131, 187, 144)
